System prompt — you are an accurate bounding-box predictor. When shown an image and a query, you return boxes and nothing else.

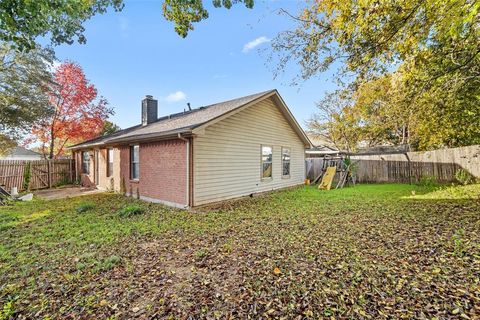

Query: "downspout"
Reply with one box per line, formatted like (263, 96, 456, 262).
(177, 133, 190, 208)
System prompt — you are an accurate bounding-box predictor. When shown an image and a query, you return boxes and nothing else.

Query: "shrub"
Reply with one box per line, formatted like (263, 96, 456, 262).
(117, 205, 144, 217)
(455, 169, 474, 185)
(417, 175, 438, 187)
(76, 202, 95, 213)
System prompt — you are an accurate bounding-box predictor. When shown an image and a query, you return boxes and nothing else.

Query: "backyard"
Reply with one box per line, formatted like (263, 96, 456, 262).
(1, 183, 479, 319)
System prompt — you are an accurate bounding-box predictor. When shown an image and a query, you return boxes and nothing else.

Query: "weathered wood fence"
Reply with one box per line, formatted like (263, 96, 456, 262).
(0, 159, 75, 192)
(306, 145, 480, 184)
(354, 160, 462, 183)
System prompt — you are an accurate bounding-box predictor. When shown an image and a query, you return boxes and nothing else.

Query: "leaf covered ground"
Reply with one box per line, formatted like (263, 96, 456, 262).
(1, 184, 479, 319)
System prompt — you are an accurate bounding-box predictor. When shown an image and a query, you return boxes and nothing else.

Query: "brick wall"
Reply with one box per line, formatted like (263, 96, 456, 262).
(76, 150, 95, 187)
(119, 139, 188, 207)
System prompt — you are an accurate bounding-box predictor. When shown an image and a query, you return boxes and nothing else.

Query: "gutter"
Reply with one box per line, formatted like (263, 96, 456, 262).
(177, 133, 190, 207)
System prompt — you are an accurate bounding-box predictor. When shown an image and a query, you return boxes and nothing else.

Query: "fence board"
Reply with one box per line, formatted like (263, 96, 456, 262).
(0, 159, 75, 192)
(306, 145, 480, 184)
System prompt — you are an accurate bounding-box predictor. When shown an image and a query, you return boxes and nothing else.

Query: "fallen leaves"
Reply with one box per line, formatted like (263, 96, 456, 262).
(1, 184, 480, 318)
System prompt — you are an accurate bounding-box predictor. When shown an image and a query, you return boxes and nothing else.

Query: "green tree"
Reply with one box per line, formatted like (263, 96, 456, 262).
(0, 0, 124, 51)
(0, 43, 54, 153)
(0, 0, 254, 51)
(283, 0, 479, 150)
(271, 0, 479, 83)
(101, 121, 121, 136)
(162, 0, 254, 37)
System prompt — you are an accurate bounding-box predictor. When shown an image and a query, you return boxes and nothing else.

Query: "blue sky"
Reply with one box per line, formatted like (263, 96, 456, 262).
(53, 0, 338, 130)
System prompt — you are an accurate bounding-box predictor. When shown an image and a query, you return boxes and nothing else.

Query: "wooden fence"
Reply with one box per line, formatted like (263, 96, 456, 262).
(354, 160, 462, 183)
(306, 145, 480, 184)
(0, 159, 75, 192)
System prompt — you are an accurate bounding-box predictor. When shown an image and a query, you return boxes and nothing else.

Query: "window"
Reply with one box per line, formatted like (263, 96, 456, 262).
(261, 146, 273, 179)
(107, 148, 114, 177)
(282, 147, 291, 177)
(130, 145, 139, 180)
(82, 151, 90, 174)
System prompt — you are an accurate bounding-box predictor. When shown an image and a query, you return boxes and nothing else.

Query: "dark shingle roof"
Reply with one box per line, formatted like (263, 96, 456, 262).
(70, 90, 275, 149)
(8, 146, 41, 157)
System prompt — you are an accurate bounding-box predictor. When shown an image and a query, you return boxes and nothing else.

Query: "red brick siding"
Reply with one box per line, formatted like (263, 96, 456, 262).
(119, 139, 188, 206)
(77, 150, 95, 187)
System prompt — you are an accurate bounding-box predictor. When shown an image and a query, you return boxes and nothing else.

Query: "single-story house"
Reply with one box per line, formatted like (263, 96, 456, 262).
(0, 146, 43, 160)
(69, 90, 311, 208)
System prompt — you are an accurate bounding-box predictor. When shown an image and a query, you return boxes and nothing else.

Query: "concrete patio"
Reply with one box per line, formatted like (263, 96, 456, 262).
(35, 186, 104, 200)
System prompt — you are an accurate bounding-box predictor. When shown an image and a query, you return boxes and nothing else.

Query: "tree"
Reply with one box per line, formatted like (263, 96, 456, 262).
(1, 0, 254, 51)
(162, 0, 254, 37)
(101, 121, 121, 136)
(29, 62, 114, 159)
(309, 64, 480, 151)
(271, 0, 479, 83)
(307, 89, 361, 152)
(0, 0, 124, 51)
(0, 43, 54, 153)
(279, 0, 479, 150)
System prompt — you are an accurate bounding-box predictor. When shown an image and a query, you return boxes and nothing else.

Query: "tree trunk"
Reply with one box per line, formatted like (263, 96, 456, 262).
(49, 126, 55, 159)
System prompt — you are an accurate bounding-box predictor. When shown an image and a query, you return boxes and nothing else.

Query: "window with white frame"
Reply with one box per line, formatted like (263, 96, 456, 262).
(261, 146, 273, 179)
(130, 145, 139, 180)
(82, 151, 90, 174)
(282, 147, 291, 177)
(107, 148, 114, 177)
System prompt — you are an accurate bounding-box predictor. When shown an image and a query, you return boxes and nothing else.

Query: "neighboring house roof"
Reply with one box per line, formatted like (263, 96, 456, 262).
(350, 144, 411, 156)
(0, 146, 43, 160)
(70, 89, 312, 150)
(306, 145, 340, 155)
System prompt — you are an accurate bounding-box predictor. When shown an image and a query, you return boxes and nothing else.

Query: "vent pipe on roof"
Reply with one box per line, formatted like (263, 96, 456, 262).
(141, 95, 158, 126)
(187, 102, 191, 111)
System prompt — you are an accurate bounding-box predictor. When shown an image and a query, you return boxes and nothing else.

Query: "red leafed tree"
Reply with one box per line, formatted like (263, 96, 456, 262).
(30, 62, 113, 159)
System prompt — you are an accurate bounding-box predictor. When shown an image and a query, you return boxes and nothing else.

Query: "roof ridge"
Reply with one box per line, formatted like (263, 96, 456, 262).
(69, 89, 278, 150)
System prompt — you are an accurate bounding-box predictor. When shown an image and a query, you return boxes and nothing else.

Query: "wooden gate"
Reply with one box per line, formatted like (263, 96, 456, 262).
(0, 159, 75, 192)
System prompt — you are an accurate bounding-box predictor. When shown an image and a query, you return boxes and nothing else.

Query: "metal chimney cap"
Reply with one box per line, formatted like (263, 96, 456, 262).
(145, 95, 153, 99)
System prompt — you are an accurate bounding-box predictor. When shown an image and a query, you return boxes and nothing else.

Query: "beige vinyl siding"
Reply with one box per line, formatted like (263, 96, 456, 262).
(193, 97, 305, 206)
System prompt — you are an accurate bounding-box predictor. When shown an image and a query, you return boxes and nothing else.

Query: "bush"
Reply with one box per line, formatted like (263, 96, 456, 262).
(455, 169, 474, 185)
(117, 205, 144, 217)
(417, 175, 438, 187)
(76, 202, 95, 213)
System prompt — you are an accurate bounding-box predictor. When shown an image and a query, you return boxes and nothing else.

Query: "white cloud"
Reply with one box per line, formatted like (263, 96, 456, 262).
(165, 91, 187, 102)
(242, 36, 270, 53)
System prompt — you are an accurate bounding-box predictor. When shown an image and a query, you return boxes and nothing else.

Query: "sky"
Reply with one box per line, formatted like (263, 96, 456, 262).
(52, 0, 339, 130)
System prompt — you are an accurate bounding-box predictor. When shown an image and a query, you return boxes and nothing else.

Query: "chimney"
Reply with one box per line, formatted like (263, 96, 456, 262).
(141, 95, 158, 126)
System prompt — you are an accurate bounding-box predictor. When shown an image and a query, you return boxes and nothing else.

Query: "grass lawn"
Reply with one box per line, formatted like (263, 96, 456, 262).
(1, 184, 479, 319)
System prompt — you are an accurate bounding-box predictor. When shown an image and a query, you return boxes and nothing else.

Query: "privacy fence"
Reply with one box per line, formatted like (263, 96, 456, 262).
(0, 159, 75, 192)
(306, 145, 480, 184)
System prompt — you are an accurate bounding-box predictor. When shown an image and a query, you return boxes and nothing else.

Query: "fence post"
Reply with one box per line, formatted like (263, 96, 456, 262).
(28, 161, 32, 191)
(404, 153, 412, 184)
(47, 160, 52, 188)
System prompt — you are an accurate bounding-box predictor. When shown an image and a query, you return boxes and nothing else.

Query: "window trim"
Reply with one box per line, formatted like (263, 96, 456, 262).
(281, 146, 291, 179)
(81, 151, 90, 175)
(130, 145, 140, 181)
(260, 145, 273, 181)
(106, 148, 114, 177)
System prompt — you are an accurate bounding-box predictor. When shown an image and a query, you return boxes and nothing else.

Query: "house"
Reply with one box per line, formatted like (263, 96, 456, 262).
(69, 90, 311, 208)
(305, 134, 340, 158)
(0, 146, 43, 161)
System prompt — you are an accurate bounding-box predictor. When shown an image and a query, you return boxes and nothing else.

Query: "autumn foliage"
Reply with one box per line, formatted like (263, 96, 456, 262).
(29, 62, 113, 159)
